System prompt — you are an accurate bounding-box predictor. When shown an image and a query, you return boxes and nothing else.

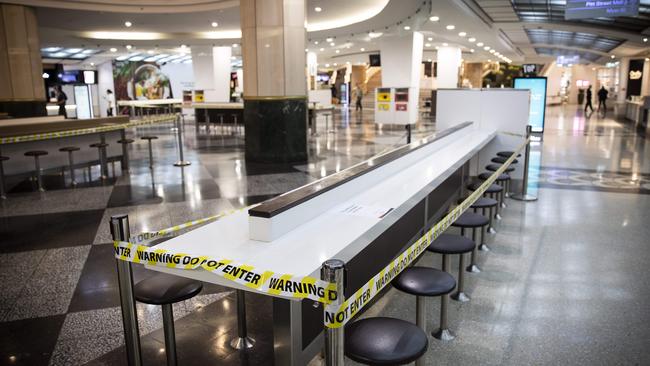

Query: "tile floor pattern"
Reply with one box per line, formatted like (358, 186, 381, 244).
(1, 105, 650, 365)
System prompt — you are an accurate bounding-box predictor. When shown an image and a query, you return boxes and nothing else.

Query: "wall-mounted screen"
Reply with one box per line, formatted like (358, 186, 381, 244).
(82, 70, 96, 84)
(565, 0, 639, 20)
(514, 77, 547, 133)
(369, 54, 381, 67)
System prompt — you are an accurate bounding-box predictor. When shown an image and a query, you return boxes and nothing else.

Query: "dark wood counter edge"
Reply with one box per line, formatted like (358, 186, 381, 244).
(249, 121, 474, 218)
(0, 116, 130, 138)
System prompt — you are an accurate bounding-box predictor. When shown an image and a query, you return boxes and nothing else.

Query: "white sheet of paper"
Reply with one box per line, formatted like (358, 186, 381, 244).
(337, 204, 394, 219)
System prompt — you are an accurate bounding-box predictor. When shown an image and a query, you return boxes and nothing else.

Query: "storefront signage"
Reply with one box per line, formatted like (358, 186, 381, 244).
(565, 0, 639, 20)
(629, 70, 642, 80)
(626, 59, 644, 98)
(556, 55, 580, 65)
(514, 77, 547, 133)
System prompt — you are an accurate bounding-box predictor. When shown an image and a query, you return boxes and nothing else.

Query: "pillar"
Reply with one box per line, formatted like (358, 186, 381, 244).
(0, 4, 46, 117)
(436, 46, 462, 88)
(240, 0, 307, 163)
(191, 46, 232, 102)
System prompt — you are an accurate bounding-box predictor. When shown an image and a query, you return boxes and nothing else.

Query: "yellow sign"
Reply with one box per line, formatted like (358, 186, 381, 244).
(377, 92, 391, 102)
(194, 90, 204, 102)
(377, 103, 390, 111)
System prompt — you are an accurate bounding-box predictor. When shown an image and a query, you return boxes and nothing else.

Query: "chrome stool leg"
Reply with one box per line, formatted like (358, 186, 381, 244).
(34, 156, 44, 192)
(0, 159, 6, 199)
(230, 290, 255, 349)
(67, 151, 77, 186)
(451, 253, 470, 302)
(466, 227, 481, 273)
(433, 254, 455, 341)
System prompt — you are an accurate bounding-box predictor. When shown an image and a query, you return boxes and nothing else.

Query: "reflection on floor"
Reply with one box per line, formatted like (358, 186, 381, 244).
(1, 105, 649, 365)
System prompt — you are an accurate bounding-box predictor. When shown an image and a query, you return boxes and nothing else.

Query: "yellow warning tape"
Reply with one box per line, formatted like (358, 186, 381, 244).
(323, 137, 529, 328)
(0, 114, 177, 145)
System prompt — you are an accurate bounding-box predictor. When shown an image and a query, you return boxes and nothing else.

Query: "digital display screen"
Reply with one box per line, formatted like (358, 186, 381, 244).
(60, 71, 80, 83)
(514, 77, 548, 133)
(83, 70, 96, 84)
(565, 0, 639, 20)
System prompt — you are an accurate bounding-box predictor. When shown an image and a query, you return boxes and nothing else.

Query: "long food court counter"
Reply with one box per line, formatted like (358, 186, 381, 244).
(137, 121, 499, 365)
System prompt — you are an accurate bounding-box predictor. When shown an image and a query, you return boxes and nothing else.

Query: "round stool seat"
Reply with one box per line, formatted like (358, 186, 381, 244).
(345, 317, 428, 365)
(428, 234, 475, 255)
(478, 172, 510, 182)
(89, 143, 109, 148)
(24, 150, 48, 157)
(497, 151, 521, 158)
(486, 164, 515, 173)
(491, 156, 518, 164)
(393, 267, 456, 297)
(141, 136, 158, 140)
(452, 212, 489, 228)
(59, 146, 80, 152)
(117, 139, 135, 144)
(0, 156, 9, 161)
(134, 273, 203, 305)
(460, 196, 498, 209)
(467, 182, 503, 193)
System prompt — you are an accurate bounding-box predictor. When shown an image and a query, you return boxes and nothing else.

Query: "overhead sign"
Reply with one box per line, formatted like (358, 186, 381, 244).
(626, 59, 644, 98)
(565, 0, 639, 20)
(514, 77, 548, 133)
(556, 55, 580, 65)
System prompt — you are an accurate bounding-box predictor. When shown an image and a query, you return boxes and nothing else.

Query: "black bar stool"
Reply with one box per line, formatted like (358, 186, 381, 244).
(0, 156, 8, 199)
(89, 143, 109, 180)
(345, 317, 428, 365)
(491, 156, 518, 165)
(497, 151, 521, 159)
(478, 172, 511, 203)
(117, 139, 134, 171)
(451, 212, 489, 273)
(140, 136, 158, 169)
(59, 146, 80, 187)
(461, 196, 498, 233)
(393, 266, 456, 340)
(467, 181, 504, 220)
(486, 164, 515, 174)
(217, 114, 225, 133)
(24, 150, 48, 192)
(134, 273, 203, 366)
(428, 233, 476, 302)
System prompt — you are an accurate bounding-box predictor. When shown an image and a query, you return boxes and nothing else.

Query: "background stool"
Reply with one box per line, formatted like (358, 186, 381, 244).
(24, 150, 48, 192)
(463, 196, 498, 234)
(140, 136, 158, 169)
(117, 139, 134, 171)
(345, 317, 428, 365)
(491, 156, 518, 165)
(89, 143, 109, 180)
(486, 164, 515, 174)
(0, 156, 8, 199)
(393, 266, 456, 341)
(428, 233, 476, 302)
(451, 212, 489, 273)
(134, 273, 203, 366)
(497, 151, 521, 159)
(59, 146, 80, 187)
(468, 181, 504, 220)
(324, 113, 333, 133)
(478, 172, 511, 203)
(217, 114, 225, 133)
(230, 289, 255, 349)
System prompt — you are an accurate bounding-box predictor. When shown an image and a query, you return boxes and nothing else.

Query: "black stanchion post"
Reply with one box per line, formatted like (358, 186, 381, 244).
(406, 124, 412, 144)
(110, 215, 143, 366)
(321, 259, 345, 366)
(173, 114, 191, 167)
(511, 125, 538, 202)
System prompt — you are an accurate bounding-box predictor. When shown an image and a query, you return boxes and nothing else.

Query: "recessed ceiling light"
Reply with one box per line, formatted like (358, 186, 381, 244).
(180, 44, 187, 49)
(232, 43, 238, 48)
(490, 49, 495, 53)
(330, 42, 335, 46)
(231, 56, 236, 60)
(470, 49, 475, 53)
(124, 21, 132, 27)
(442, 43, 448, 46)
(333, 63, 338, 66)
(458, 32, 467, 37)
(326, 38, 333, 42)
(488, 59, 492, 62)
(427, 37, 433, 41)
(325, 63, 330, 67)
(427, 58, 432, 62)
(404, 26, 411, 30)
(484, 46, 490, 50)
(611, 54, 615, 58)
(314, 41, 319, 45)
(646, 58, 650, 61)
(368, 32, 383, 38)
(335, 49, 340, 53)
(476, 42, 484, 47)
(360, 47, 365, 51)
(430, 16, 439, 22)
(314, 7, 322, 12)
(446, 25, 455, 30)
(435, 46, 439, 50)
(468, 37, 476, 42)
(305, 48, 309, 52)
(90, 62, 94, 66)
(425, 43, 431, 47)
(211, 22, 218, 28)
(110, 47, 117, 52)
(644, 38, 648, 42)
(319, 47, 324, 51)
(126, 44, 132, 50)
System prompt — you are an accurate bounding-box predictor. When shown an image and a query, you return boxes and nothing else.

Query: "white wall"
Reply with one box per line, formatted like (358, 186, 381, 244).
(191, 46, 232, 102)
(543, 62, 564, 99)
(160, 62, 195, 100)
(380, 32, 423, 88)
(97, 61, 115, 117)
(568, 65, 598, 104)
(436, 46, 462, 88)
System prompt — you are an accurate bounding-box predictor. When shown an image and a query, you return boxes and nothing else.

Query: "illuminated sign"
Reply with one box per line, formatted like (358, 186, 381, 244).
(565, 0, 639, 20)
(629, 70, 642, 80)
(514, 77, 548, 133)
(556, 55, 580, 65)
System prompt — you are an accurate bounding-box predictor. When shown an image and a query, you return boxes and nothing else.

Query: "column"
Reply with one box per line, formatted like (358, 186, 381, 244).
(436, 46, 462, 88)
(380, 32, 424, 89)
(0, 4, 46, 117)
(240, 0, 307, 163)
(191, 46, 232, 102)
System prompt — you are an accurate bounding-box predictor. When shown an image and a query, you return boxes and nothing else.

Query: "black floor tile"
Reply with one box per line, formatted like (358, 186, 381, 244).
(0, 314, 66, 366)
(107, 179, 220, 207)
(0, 210, 105, 253)
(8, 174, 118, 194)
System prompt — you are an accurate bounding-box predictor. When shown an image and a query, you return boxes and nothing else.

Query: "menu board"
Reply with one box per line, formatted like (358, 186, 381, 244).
(565, 0, 639, 20)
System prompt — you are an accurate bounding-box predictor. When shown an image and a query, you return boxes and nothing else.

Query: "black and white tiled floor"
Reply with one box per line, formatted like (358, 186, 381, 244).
(0, 110, 433, 365)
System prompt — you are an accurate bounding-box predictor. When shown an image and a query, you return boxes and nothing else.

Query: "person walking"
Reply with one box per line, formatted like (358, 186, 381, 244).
(355, 84, 363, 112)
(104, 89, 116, 116)
(597, 86, 608, 113)
(584, 85, 594, 113)
(56, 86, 68, 118)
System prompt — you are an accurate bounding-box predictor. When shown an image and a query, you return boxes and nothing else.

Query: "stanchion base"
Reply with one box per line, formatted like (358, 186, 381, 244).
(174, 161, 191, 167)
(488, 227, 497, 234)
(432, 328, 455, 341)
(466, 264, 481, 273)
(230, 336, 255, 350)
(510, 193, 538, 202)
(479, 244, 490, 252)
(451, 291, 470, 302)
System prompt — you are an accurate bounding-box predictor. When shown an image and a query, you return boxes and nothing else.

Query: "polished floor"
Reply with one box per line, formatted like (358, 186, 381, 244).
(1, 105, 649, 365)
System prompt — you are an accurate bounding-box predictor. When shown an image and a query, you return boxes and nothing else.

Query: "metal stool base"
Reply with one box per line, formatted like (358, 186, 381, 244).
(495, 213, 502, 220)
(230, 336, 255, 350)
(510, 193, 538, 201)
(451, 291, 470, 302)
(173, 161, 191, 167)
(488, 227, 497, 234)
(432, 328, 455, 341)
(466, 264, 481, 273)
(479, 244, 490, 252)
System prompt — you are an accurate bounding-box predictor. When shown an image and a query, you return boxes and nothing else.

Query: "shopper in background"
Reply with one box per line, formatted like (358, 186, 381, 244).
(584, 85, 594, 113)
(355, 84, 363, 112)
(104, 89, 115, 116)
(56, 85, 68, 118)
(597, 86, 608, 114)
